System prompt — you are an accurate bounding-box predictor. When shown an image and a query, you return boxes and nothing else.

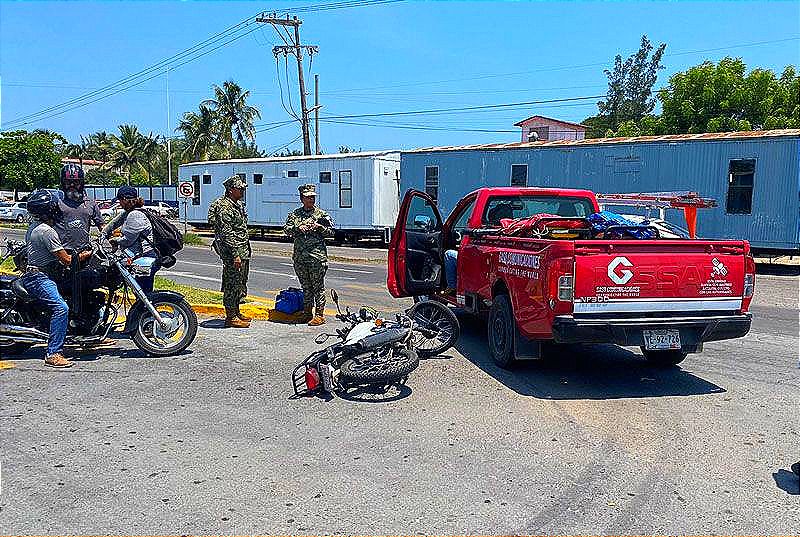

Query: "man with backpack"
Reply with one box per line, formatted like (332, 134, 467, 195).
(102, 186, 160, 292)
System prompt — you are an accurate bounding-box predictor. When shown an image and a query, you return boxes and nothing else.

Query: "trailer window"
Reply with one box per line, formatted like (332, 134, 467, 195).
(287, 170, 299, 178)
(202, 174, 211, 184)
(726, 159, 755, 214)
(425, 166, 439, 201)
(319, 171, 331, 183)
(191, 175, 201, 206)
(253, 173, 263, 185)
(339, 170, 352, 208)
(483, 195, 594, 226)
(510, 164, 528, 187)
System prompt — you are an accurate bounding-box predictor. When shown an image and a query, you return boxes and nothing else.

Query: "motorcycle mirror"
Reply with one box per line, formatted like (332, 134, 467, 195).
(314, 333, 330, 344)
(330, 289, 342, 314)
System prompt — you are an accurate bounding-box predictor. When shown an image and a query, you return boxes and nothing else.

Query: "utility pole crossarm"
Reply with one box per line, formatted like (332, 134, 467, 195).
(258, 12, 317, 155)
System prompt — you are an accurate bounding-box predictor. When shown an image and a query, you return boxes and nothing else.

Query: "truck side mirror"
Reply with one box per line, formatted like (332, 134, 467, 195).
(413, 215, 432, 231)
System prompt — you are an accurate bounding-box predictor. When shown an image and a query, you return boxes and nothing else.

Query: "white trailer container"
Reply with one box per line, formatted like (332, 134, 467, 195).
(179, 151, 401, 243)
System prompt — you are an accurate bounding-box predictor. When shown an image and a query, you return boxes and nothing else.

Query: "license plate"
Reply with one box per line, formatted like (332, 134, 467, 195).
(643, 329, 681, 350)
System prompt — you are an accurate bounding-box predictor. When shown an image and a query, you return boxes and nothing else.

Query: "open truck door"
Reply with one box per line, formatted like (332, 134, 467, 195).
(388, 189, 444, 298)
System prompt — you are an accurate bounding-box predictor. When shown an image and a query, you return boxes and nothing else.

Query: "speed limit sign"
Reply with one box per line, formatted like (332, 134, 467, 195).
(179, 181, 195, 198)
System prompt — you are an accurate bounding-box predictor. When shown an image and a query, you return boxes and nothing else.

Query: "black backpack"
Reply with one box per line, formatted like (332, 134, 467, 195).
(134, 208, 183, 258)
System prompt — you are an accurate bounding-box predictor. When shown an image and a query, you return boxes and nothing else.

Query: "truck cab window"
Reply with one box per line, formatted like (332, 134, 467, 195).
(450, 198, 477, 245)
(484, 195, 594, 226)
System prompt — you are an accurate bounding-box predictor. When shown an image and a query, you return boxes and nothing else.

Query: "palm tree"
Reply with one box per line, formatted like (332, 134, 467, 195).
(88, 131, 113, 163)
(104, 124, 147, 184)
(139, 131, 163, 183)
(202, 80, 261, 155)
(177, 104, 218, 161)
(65, 136, 91, 165)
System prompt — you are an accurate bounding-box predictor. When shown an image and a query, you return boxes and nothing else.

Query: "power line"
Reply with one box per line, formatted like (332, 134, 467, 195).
(2, 0, 405, 130)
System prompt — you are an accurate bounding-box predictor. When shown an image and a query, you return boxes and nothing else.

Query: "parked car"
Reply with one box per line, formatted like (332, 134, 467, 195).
(388, 187, 755, 368)
(143, 201, 178, 219)
(0, 202, 29, 223)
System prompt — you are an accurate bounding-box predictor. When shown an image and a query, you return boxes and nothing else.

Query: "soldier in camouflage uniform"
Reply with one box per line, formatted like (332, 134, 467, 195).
(208, 175, 251, 328)
(284, 184, 334, 325)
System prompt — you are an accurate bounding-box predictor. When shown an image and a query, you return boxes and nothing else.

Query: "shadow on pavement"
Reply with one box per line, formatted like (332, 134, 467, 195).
(773, 468, 800, 495)
(4, 335, 193, 362)
(454, 314, 726, 400)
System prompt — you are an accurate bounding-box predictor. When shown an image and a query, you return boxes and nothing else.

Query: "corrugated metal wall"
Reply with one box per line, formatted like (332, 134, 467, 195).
(400, 138, 800, 250)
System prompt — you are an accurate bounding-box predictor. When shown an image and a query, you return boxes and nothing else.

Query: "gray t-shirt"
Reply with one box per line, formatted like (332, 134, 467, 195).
(54, 197, 103, 251)
(27, 223, 65, 270)
(103, 209, 154, 256)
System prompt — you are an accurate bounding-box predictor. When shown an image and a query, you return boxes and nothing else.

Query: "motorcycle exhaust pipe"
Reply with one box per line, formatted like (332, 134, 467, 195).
(0, 324, 48, 342)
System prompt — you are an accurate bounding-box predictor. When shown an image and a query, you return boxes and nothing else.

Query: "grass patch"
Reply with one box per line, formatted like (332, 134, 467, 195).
(0, 222, 29, 230)
(0, 256, 19, 273)
(154, 276, 222, 304)
(182, 232, 206, 246)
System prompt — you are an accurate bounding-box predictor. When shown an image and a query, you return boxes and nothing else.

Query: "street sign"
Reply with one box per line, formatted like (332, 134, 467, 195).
(179, 181, 194, 198)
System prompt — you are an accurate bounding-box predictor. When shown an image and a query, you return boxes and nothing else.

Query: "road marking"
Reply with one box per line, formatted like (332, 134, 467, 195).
(160, 271, 221, 283)
(279, 262, 373, 274)
(344, 283, 387, 292)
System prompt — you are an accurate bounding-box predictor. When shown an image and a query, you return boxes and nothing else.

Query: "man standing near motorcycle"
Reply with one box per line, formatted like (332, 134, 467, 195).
(22, 190, 92, 368)
(284, 184, 334, 326)
(208, 175, 251, 328)
(56, 163, 104, 252)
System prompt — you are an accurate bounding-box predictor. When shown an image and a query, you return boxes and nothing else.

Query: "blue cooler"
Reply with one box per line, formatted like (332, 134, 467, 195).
(275, 287, 305, 314)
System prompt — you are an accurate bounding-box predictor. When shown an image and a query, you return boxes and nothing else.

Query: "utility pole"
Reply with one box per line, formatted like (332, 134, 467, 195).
(314, 74, 320, 154)
(257, 13, 319, 155)
(165, 67, 172, 186)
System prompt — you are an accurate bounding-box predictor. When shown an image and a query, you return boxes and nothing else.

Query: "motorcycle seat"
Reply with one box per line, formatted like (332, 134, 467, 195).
(11, 278, 34, 302)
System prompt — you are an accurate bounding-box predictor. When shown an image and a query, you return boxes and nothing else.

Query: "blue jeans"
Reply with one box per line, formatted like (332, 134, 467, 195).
(21, 272, 69, 356)
(444, 249, 458, 289)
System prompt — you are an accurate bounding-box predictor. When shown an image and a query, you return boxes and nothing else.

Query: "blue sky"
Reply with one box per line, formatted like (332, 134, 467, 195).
(1, 0, 798, 154)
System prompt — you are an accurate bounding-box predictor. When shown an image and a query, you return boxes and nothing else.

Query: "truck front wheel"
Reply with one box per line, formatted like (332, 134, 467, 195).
(488, 294, 516, 369)
(641, 348, 688, 367)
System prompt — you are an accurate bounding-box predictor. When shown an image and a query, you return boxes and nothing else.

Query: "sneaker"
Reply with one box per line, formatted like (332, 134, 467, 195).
(308, 315, 326, 326)
(44, 353, 74, 368)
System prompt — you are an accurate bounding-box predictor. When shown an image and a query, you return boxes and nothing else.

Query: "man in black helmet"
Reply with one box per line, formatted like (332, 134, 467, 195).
(22, 189, 93, 368)
(56, 163, 104, 252)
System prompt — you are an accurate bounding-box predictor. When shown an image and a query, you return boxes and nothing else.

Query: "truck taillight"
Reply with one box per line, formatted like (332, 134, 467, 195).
(558, 275, 574, 302)
(743, 273, 754, 298)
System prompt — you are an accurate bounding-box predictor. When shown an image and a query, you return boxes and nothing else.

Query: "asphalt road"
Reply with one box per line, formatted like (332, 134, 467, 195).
(1, 227, 798, 533)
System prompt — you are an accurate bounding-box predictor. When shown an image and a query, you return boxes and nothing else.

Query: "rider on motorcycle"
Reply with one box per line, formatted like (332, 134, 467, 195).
(101, 186, 159, 293)
(56, 163, 104, 251)
(22, 190, 93, 368)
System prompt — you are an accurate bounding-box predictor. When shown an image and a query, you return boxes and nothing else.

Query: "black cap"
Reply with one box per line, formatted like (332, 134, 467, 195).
(116, 186, 138, 200)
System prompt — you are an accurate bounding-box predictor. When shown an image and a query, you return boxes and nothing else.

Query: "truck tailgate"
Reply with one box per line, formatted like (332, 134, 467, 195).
(572, 241, 746, 315)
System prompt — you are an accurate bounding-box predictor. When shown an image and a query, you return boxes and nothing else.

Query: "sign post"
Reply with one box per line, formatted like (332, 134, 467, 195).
(178, 181, 194, 235)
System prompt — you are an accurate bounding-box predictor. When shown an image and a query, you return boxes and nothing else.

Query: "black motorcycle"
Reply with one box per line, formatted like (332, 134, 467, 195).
(0, 237, 197, 357)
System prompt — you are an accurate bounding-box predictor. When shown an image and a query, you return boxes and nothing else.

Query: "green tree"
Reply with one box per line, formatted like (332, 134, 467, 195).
(104, 124, 149, 184)
(202, 80, 261, 155)
(583, 35, 667, 137)
(274, 148, 303, 157)
(0, 130, 64, 196)
(177, 104, 219, 161)
(658, 58, 800, 133)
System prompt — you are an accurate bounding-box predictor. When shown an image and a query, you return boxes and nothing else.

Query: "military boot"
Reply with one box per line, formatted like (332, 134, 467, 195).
(237, 311, 253, 322)
(308, 308, 326, 326)
(296, 306, 313, 324)
(225, 308, 250, 328)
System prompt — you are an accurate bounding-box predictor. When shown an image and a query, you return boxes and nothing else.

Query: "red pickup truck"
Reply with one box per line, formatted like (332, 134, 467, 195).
(388, 187, 754, 368)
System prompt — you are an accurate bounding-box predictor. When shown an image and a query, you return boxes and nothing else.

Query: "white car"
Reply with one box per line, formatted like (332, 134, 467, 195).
(143, 201, 178, 219)
(100, 202, 124, 220)
(0, 202, 29, 223)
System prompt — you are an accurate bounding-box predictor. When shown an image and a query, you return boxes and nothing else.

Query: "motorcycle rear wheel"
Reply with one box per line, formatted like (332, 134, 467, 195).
(339, 347, 419, 385)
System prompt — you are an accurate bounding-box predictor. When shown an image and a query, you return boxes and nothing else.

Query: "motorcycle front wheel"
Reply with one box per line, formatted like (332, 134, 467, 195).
(132, 294, 198, 356)
(407, 300, 460, 358)
(339, 347, 419, 385)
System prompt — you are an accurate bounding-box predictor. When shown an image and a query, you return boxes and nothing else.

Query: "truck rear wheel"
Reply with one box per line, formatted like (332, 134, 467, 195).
(488, 294, 516, 369)
(641, 348, 688, 367)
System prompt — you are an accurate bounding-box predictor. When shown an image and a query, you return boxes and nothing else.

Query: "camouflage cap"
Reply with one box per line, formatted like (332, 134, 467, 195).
(223, 175, 247, 189)
(299, 183, 316, 197)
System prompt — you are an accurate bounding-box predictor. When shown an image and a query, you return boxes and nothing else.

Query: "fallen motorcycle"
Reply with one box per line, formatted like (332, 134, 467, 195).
(292, 290, 459, 397)
(0, 237, 197, 357)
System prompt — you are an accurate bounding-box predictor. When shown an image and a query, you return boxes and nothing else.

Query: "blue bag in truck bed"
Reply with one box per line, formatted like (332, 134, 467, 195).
(587, 211, 658, 240)
(275, 288, 305, 314)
